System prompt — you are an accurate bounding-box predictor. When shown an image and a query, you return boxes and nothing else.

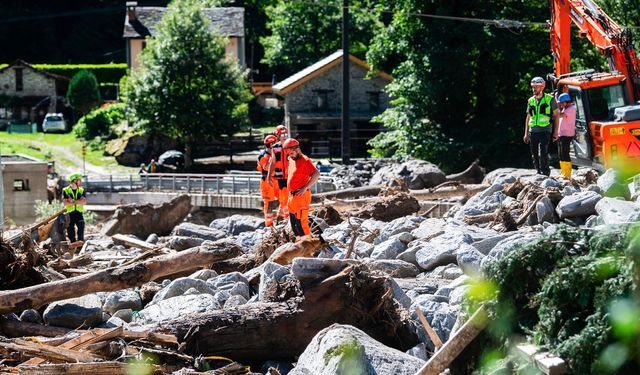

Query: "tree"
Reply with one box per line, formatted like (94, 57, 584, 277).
(126, 0, 252, 167)
(261, 0, 382, 77)
(66, 70, 101, 118)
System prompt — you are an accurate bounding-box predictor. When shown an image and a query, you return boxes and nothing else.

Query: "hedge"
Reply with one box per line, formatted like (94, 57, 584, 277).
(0, 63, 127, 84)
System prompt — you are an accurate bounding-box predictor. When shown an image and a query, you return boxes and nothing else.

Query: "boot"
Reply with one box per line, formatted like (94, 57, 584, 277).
(560, 161, 572, 179)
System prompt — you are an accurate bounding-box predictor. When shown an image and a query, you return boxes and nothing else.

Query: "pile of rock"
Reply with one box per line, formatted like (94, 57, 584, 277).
(328, 159, 389, 189)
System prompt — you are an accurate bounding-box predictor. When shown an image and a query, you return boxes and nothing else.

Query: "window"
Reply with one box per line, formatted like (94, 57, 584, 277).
(315, 90, 329, 110)
(13, 179, 29, 191)
(368, 91, 380, 111)
(15, 68, 23, 91)
(586, 83, 628, 121)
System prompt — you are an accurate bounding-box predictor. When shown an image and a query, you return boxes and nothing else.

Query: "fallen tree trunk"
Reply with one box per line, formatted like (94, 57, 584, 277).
(0, 317, 71, 338)
(311, 185, 384, 203)
(0, 241, 241, 314)
(159, 265, 419, 364)
(445, 159, 486, 184)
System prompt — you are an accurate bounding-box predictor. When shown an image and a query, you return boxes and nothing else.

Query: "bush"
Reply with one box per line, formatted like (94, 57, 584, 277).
(33, 64, 127, 84)
(67, 70, 101, 116)
(73, 103, 125, 139)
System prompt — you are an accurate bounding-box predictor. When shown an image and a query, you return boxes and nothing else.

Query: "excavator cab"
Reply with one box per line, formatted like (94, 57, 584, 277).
(558, 72, 640, 176)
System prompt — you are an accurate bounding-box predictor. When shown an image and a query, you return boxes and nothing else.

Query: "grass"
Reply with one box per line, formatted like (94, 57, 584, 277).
(0, 131, 136, 173)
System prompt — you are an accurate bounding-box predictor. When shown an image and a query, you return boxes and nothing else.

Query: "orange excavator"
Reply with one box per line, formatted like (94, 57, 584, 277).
(548, 0, 640, 176)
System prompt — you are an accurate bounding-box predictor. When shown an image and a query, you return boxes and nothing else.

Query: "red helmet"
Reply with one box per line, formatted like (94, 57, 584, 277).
(283, 138, 300, 149)
(275, 125, 288, 136)
(263, 134, 277, 145)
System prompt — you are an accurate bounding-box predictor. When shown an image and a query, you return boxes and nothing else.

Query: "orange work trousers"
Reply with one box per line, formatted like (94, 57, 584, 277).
(260, 179, 277, 227)
(274, 179, 289, 219)
(288, 189, 312, 236)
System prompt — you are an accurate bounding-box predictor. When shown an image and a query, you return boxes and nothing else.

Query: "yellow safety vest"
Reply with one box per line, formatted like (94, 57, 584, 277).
(63, 186, 84, 213)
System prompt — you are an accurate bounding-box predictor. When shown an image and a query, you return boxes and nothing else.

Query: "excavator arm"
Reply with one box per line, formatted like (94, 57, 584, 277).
(550, 0, 640, 101)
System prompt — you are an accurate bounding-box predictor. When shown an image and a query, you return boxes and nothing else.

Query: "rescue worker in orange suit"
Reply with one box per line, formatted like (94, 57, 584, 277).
(283, 138, 320, 240)
(258, 135, 279, 227)
(267, 125, 290, 221)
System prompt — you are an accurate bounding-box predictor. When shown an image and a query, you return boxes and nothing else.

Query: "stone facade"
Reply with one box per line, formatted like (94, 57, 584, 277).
(284, 63, 390, 118)
(0, 62, 68, 125)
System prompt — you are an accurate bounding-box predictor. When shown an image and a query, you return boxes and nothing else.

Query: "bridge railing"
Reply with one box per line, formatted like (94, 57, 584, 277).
(84, 173, 336, 195)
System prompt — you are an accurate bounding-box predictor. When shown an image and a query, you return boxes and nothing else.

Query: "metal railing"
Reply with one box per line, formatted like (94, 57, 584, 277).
(84, 172, 336, 195)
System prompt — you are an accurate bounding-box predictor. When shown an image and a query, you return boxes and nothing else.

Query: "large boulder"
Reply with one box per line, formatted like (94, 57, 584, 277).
(481, 233, 540, 269)
(209, 214, 264, 235)
(137, 294, 220, 324)
(555, 190, 602, 219)
(364, 259, 420, 278)
(102, 195, 192, 238)
(43, 294, 104, 328)
(352, 193, 420, 222)
(151, 277, 216, 303)
(170, 222, 226, 241)
(105, 132, 180, 167)
(595, 197, 640, 224)
(369, 159, 446, 190)
(290, 324, 425, 375)
(597, 168, 631, 200)
(415, 231, 474, 271)
(370, 238, 407, 260)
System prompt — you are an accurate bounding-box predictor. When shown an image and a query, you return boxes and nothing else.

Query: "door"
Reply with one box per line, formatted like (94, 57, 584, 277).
(568, 86, 592, 160)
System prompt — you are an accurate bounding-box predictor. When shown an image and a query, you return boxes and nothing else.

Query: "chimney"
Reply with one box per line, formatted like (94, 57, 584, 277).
(126, 1, 137, 22)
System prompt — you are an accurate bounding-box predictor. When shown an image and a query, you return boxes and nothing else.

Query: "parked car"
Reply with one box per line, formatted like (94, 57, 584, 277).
(42, 113, 67, 133)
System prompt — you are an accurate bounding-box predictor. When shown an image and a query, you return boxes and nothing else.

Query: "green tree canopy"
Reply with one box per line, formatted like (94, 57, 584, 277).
(261, 0, 382, 77)
(66, 69, 101, 117)
(126, 0, 252, 166)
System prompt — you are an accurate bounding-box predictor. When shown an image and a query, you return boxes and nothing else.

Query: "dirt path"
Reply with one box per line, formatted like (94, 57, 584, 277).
(50, 145, 112, 176)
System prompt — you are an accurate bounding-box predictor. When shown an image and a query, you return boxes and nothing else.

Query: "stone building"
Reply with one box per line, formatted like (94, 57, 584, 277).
(123, 1, 246, 70)
(0, 60, 69, 128)
(273, 51, 391, 158)
(1, 154, 48, 225)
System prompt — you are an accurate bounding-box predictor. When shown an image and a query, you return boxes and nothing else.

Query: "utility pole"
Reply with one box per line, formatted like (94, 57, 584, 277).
(0, 143, 4, 231)
(341, 0, 350, 164)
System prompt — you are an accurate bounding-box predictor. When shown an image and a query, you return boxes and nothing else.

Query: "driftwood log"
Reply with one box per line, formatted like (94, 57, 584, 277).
(311, 185, 385, 203)
(159, 265, 419, 363)
(0, 241, 241, 314)
(445, 159, 486, 184)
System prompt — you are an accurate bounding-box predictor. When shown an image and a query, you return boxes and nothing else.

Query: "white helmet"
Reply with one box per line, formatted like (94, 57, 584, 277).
(530, 76, 545, 85)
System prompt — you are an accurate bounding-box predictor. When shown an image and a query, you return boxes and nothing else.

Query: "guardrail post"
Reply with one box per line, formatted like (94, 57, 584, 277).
(232, 176, 236, 194)
(247, 177, 251, 194)
(216, 177, 220, 194)
(129, 174, 133, 190)
(172, 175, 176, 190)
(109, 175, 114, 192)
(158, 175, 163, 190)
(145, 175, 149, 190)
(187, 176, 191, 193)
(201, 176, 205, 193)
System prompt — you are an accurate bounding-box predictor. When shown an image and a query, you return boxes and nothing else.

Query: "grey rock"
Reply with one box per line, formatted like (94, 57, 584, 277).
(472, 233, 516, 255)
(354, 240, 375, 258)
(137, 294, 220, 324)
(291, 258, 348, 283)
(415, 232, 474, 271)
(541, 178, 561, 189)
(213, 290, 232, 305)
(435, 286, 453, 299)
(597, 168, 631, 200)
(228, 282, 251, 300)
(536, 196, 556, 224)
(259, 261, 291, 301)
(411, 218, 447, 240)
(183, 287, 202, 296)
(189, 269, 218, 281)
(456, 247, 485, 277)
(145, 233, 159, 244)
(112, 308, 133, 323)
(562, 185, 578, 196)
(167, 236, 205, 251)
(290, 324, 425, 375)
(406, 343, 428, 361)
(171, 222, 226, 241)
(585, 214, 604, 228)
(386, 278, 412, 310)
(414, 294, 449, 304)
(19, 309, 42, 324)
(555, 190, 602, 219)
(365, 259, 420, 278)
(103, 290, 142, 314)
(370, 159, 446, 190)
(378, 216, 424, 242)
(449, 285, 470, 306)
(393, 232, 415, 244)
(482, 233, 540, 268)
(209, 214, 264, 235)
(396, 246, 420, 267)
(236, 229, 268, 253)
(43, 294, 104, 328)
(370, 238, 407, 260)
(483, 168, 538, 184)
(207, 272, 249, 289)
(595, 197, 640, 224)
(152, 277, 215, 303)
(224, 295, 248, 309)
(443, 266, 464, 280)
(410, 298, 460, 342)
(105, 316, 128, 328)
(261, 360, 294, 375)
(587, 184, 602, 193)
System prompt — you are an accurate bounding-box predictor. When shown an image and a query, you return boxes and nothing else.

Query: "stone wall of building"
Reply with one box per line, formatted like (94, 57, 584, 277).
(284, 63, 390, 118)
(0, 66, 57, 114)
(2, 161, 48, 225)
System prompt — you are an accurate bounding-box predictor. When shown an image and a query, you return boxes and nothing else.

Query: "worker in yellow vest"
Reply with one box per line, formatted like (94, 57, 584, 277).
(62, 173, 87, 243)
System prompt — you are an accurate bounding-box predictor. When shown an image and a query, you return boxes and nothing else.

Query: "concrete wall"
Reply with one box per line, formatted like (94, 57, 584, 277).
(129, 39, 145, 70)
(284, 63, 390, 117)
(88, 191, 262, 210)
(2, 162, 48, 224)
